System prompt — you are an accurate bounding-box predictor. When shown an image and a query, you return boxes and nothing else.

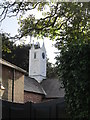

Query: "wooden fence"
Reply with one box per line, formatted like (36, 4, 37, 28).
(1, 97, 69, 120)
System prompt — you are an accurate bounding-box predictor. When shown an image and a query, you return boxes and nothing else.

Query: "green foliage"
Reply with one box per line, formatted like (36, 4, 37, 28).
(2, 33, 30, 71)
(57, 43, 90, 119)
(47, 59, 58, 78)
(3, 44, 30, 71)
(2, 33, 14, 53)
(19, 2, 90, 42)
(53, 3, 90, 118)
(12, 45, 30, 71)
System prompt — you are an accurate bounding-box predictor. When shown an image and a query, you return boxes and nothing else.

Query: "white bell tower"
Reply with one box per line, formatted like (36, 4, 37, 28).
(29, 41, 46, 83)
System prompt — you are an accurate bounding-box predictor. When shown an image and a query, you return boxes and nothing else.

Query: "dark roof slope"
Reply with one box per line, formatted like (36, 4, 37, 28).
(41, 78, 65, 98)
(24, 76, 46, 95)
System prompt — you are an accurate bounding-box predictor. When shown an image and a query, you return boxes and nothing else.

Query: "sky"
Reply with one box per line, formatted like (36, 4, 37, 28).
(0, 4, 58, 64)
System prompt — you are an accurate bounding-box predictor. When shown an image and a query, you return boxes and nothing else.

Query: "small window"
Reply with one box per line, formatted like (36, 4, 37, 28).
(42, 52, 45, 59)
(34, 52, 36, 59)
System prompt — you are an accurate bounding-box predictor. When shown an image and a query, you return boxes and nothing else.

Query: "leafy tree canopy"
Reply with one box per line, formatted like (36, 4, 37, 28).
(1, 33, 30, 70)
(19, 2, 90, 47)
(47, 59, 58, 78)
(0, 1, 90, 45)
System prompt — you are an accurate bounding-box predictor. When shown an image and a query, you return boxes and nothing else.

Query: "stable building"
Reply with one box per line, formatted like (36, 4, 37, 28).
(24, 76, 46, 103)
(0, 59, 26, 103)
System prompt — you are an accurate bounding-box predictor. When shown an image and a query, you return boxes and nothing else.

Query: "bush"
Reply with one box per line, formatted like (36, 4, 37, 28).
(58, 43, 90, 119)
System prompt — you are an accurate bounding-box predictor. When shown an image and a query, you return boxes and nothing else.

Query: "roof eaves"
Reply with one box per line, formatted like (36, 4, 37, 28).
(0, 59, 27, 74)
(24, 89, 46, 95)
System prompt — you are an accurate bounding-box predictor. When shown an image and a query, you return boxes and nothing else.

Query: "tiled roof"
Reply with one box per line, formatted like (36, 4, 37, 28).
(24, 76, 46, 95)
(24, 76, 65, 98)
(41, 78, 65, 98)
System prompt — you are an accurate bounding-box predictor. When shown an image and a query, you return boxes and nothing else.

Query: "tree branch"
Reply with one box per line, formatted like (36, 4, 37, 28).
(0, 1, 43, 22)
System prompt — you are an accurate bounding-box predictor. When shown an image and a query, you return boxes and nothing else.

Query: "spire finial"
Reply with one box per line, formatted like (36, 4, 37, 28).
(41, 39, 46, 52)
(42, 39, 45, 47)
(32, 40, 34, 49)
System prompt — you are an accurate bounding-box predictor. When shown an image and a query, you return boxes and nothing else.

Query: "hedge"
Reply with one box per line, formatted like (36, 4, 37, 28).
(58, 43, 90, 119)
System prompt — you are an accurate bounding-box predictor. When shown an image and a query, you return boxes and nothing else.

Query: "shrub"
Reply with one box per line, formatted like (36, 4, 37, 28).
(58, 43, 90, 119)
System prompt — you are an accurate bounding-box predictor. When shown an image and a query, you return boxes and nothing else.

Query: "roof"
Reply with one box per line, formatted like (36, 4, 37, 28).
(0, 59, 27, 74)
(41, 78, 65, 98)
(24, 76, 46, 95)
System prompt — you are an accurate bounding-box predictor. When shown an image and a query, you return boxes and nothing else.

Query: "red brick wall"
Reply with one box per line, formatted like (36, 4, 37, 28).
(24, 91, 44, 103)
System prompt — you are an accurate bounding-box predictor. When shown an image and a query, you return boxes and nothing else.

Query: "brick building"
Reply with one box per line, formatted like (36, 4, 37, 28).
(0, 59, 26, 103)
(24, 76, 65, 103)
(24, 76, 46, 103)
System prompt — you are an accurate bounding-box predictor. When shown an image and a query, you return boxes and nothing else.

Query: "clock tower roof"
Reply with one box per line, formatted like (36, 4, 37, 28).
(41, 41, 46, 51)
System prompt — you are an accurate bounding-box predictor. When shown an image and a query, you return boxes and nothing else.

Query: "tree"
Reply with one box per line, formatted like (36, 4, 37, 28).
(58, 43, 90, 119)
(47, 59, 58, 78)
(1, 33, 15, 53)
(18, 2, 90, 44)
(1, 33, 16, 63)
(1, 2, 90, 43)
(1, 33, 30, 71)
(12, 44, 30, 71)
(0, 1, 47, 39)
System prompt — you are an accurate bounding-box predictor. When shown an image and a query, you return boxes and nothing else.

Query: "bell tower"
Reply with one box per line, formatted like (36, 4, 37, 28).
(29, 41, 46, 83)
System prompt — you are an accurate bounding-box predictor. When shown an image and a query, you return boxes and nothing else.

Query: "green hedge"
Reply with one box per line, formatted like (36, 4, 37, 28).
(59, 43, 90, 119)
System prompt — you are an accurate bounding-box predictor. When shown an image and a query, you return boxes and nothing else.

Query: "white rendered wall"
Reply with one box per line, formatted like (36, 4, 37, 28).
(29, 45, 46, 83)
